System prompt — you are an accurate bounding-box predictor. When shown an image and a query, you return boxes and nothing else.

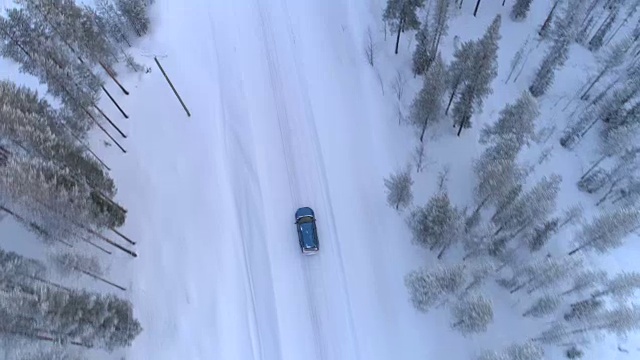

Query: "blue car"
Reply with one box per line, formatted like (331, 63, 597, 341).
(295, 207, 319, 255)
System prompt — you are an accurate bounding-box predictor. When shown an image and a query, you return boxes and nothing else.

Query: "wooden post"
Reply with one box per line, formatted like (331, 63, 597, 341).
(154, 56, 191, 117)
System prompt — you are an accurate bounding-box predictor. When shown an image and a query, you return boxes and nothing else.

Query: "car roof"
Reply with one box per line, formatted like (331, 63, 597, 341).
(299, 222, 317, 247)
(295, 207, 315, 219)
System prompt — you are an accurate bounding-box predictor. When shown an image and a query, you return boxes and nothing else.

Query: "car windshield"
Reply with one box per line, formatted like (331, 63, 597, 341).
(297, 216, 313, 224)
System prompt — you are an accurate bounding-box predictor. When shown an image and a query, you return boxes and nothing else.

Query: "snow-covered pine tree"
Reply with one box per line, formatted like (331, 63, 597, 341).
(384, 165, 414, 210)
(115, 0, 153, 37)
(50, 251, 126, 291)
(0, 81, 116, 197)
(410, 53, 448, 141)
(527, 218, 559, 252)
(574, 303, 640, 337)
(504, 341, 545, 360)
(529, 38, 570, 97)
(472, 136, 526, 214)
(452, 15, 501, 136)
(591, 271, 640, 301)
(560, 269, 608, 296)
(405, 264, 466, 312)
(412, 18, 433, 76)
(445, 39, 476, 115)
(506, 256, 583, 294)
(430, 0, 450, 57)
(408, 191, 461, 257)
(511, 0, 534, 21)
(492, 174, 562, 237)
(1, 284, 142, 350)
(523, 294, 562, 318)
(568, 206, 640, 255)
(14, 346, 85, 360)
(479, 90, 539, 148)
(383, 0, 425, 54)
(580, 35, 636, 100)
(588, 13, 616, 52)
(450, 293, 494, 335)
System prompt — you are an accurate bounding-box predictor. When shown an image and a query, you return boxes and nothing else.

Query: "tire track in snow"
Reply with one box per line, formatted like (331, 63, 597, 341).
(205, 6, 284, 360)
(252, 1, 328, 359)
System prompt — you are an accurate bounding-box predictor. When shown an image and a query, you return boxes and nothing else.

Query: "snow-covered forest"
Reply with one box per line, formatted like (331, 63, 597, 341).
(1, 0, 640, 358)
(382, 0, 640, 358)
(0, 0, 151, 358)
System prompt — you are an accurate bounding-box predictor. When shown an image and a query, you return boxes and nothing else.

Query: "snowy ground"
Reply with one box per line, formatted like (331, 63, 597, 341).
(2, 0, 640, 359)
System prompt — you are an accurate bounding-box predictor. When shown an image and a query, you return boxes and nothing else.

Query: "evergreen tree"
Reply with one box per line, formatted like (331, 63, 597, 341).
(561, 269, 608, 296)
(383, 0, 425, 54)
(408, 191, 461, 256)
(0, 284, 142, 350)
(412, 18, 433, 76)
(450, 293, 494, 335)
(430, 0, 451, 57)
(529, 39, 570, 97)
(511, 0, 534, 21)
(410, 53, 448, 141)
(568, 207, 640, 255)
(445, 39, 476, 115)
(478, 342, 544, 360)
(384, 166, 414, 210)
(591, 271, 640, 301)
(472, 136, 526, 214)
(523, 294, 561, 318)
(492, 174, 562, 236)
(527, 218, 559, 252)
(479, 91, 539, 148)
(405, 264, 466, 312)
(452, 15, 501, 136)
(115, 0, 153, 37)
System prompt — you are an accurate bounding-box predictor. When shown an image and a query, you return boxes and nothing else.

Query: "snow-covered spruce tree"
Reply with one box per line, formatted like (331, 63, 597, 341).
(450, 293, 494, 336)
(479, 90, 539, 148)
(591, 271, 640, 301)
(383, 0, 425, 54)
(412, 18, 433, 76)
(538, 0, 561, 39)
(528, 39, 570, 97)
(95, 0, 133, 47)
(588, 12, 617, 51)
(452, 15, 501, 136)
(430, 0, 450, 58)
(579, 35, 636, 100)
(384, 165, 414, 211)
(0, 248, 50, 291)
(13, 346, 85, 360)
(560, 269, 608, 296)
(0, 156, 119, 245)
(410, 53, 448, 142)
(405, 264, 466, 312)
(571, 303, 640, 338)
(505, 256, 584, 294)
(478, 341, 544, 360)
(0, 80, 117, 197)
(565, 345, 584, 359)
(17, 0, 118, 68)
(445, 39, 476, 115)
(523, 294, 562, 318)
(50, 252, 126, 291)
(472, 136, 526, 214)
(595, 148, 640, 205)
(511, 0, 534, 21)
(610, 176, 640, 206)
(568, 206, 640, 255)
(492, 174, 562, 237)
(527, 218, 559, 252)
(0, 9, 100, 134)
(0, 284, 142, 350)
(408, 191, 461, 258)
(115, 0, 153, 37)
(564, 297, 604, 323)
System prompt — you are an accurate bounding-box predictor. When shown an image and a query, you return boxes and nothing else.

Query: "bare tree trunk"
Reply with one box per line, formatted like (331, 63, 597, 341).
(419, 115, 429, 142)
(101, 85, 129, 119)
(28, 275, 73, 293)
(80, 236, 112, 255)
(445, 87, 457, 114)
(111, 227, 136, 245)
(581, 155, 607, 179)
(93, 105, 126, 138)
(154, 57, 191, 117)
(394, 17, 404, 54)
(99, 61, 129, 95)
(539, 0, 560, 37)
(76, 268, 126, 291)
(457, 115, 468, 136)
(473, 0, 482, 17)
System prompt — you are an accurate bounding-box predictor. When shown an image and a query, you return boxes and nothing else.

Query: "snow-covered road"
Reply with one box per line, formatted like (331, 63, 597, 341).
(108, 0, 438, 359)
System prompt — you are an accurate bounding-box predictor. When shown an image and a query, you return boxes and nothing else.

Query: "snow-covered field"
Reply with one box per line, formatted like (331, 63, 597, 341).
(2, 0, 640, 359)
